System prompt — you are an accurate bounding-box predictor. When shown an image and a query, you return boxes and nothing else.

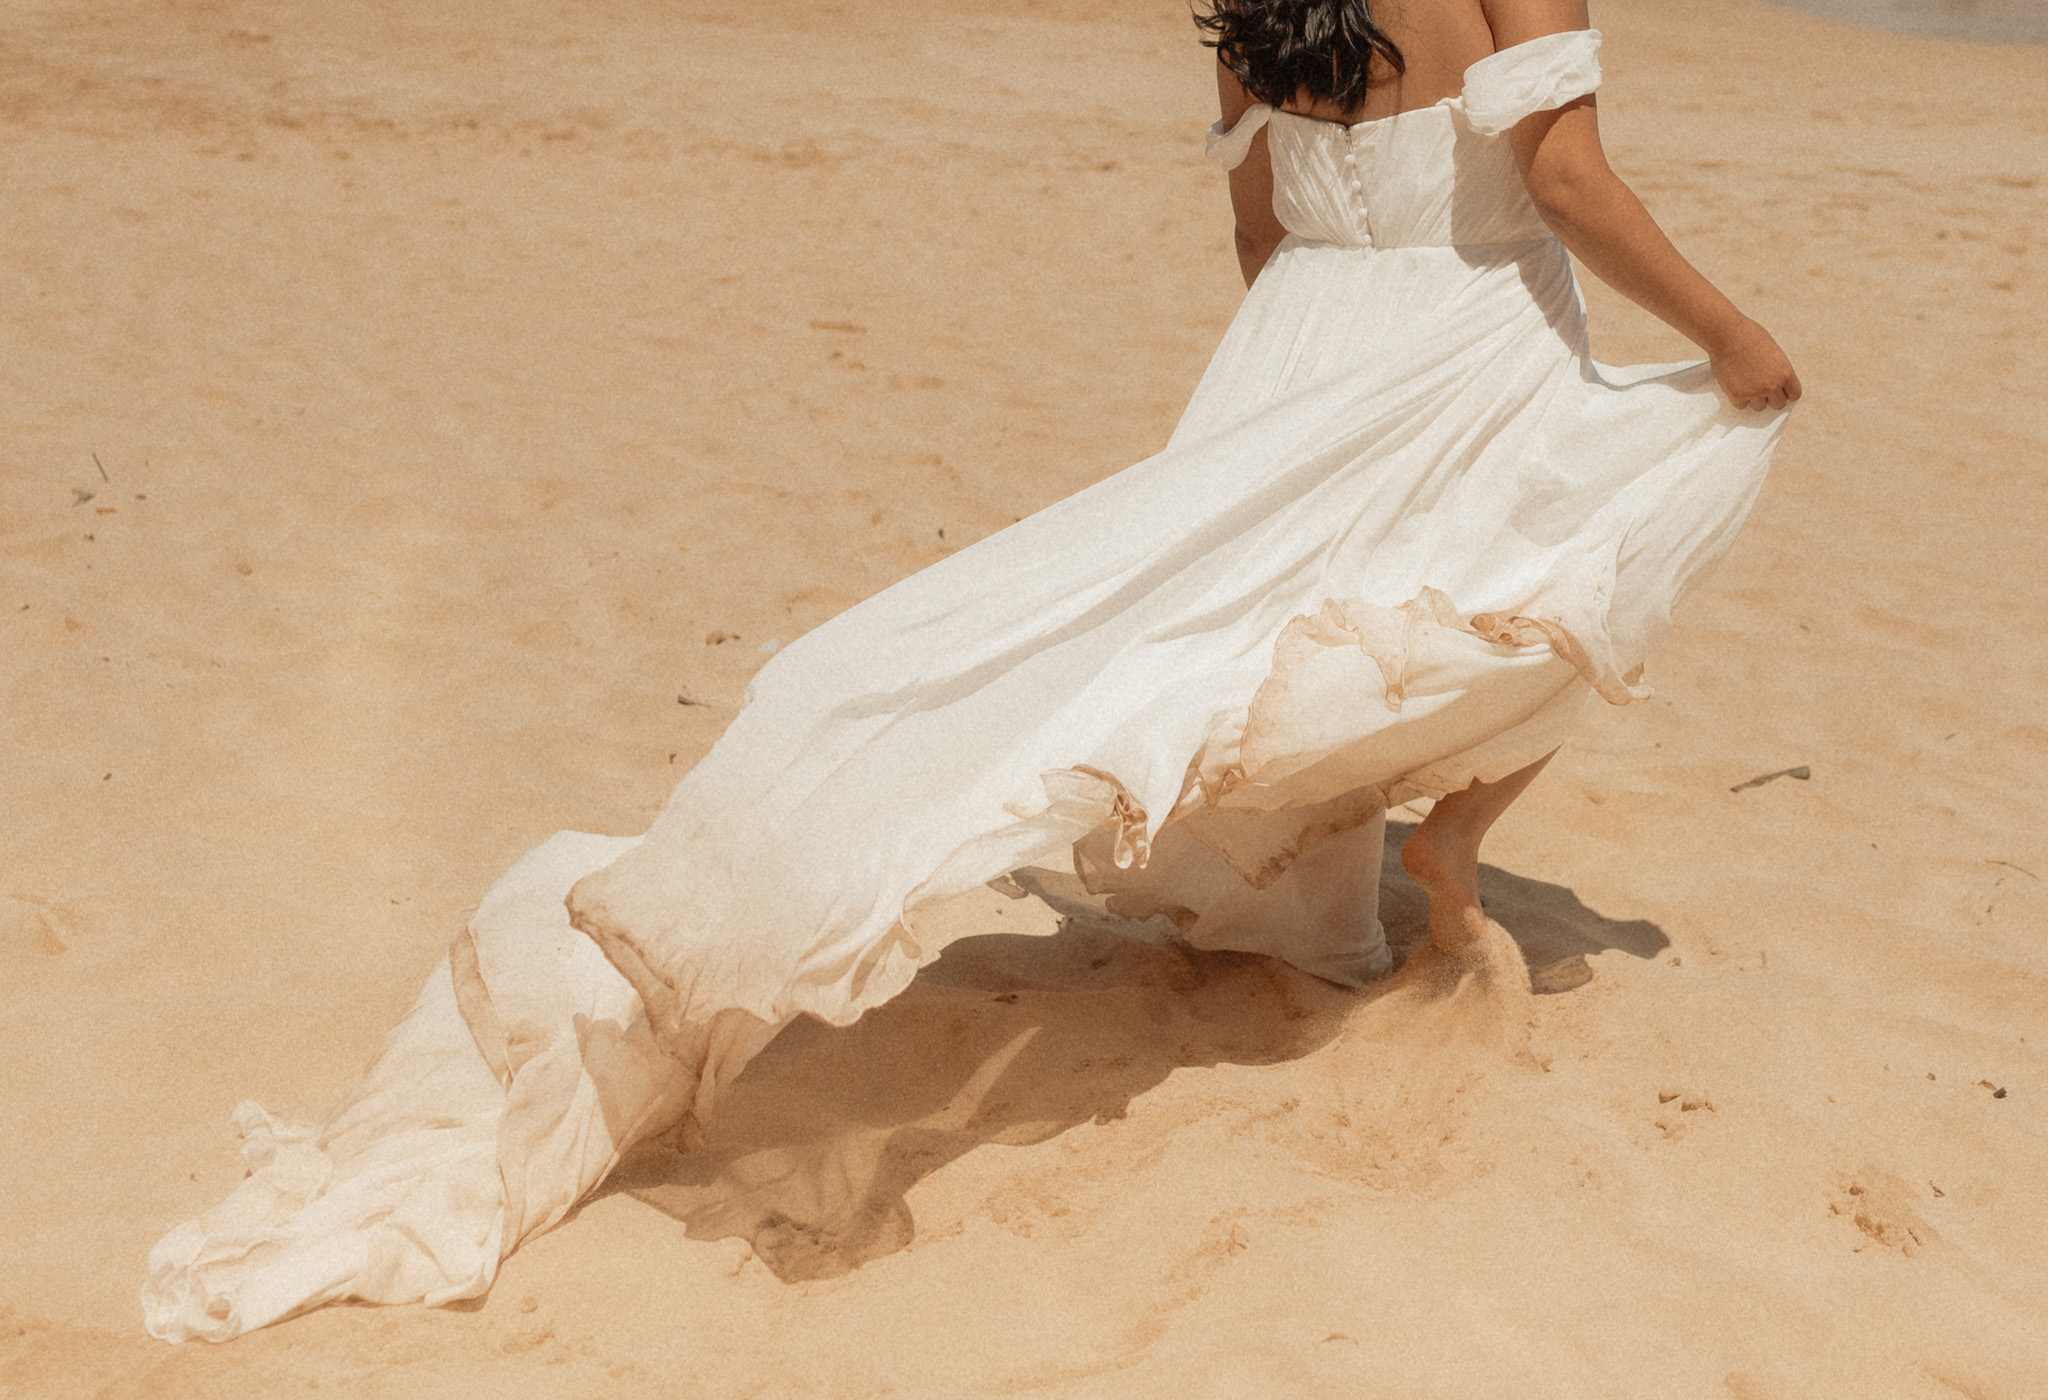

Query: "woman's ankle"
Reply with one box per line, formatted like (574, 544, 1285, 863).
(1400, 820, 1476, 890)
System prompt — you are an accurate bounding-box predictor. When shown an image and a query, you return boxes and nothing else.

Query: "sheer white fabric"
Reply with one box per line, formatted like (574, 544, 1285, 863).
(1462, 29, 1604, 136)
(143, 29, 1786, 1342)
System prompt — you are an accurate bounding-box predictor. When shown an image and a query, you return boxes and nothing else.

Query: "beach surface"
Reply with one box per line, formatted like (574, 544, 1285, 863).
(3, 0, 2045, 1394)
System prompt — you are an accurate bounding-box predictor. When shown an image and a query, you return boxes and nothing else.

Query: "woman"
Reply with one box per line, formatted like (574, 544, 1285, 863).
(1188, 0, 1801, 961)
(145, 0, 1796, 1342)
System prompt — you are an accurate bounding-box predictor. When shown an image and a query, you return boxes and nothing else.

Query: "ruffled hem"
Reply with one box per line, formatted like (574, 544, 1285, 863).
(915, 568, 1624, 903)
(577, 558, 1624, 1033)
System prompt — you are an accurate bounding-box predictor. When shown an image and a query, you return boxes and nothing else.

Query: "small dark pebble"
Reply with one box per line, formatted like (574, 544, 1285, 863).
(1995, 1087, 2008, 1099)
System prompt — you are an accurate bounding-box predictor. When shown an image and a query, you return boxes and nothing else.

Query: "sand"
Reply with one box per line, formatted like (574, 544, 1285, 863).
(3, 0, 2045, 1394)
(1762, 0, 2048, 45)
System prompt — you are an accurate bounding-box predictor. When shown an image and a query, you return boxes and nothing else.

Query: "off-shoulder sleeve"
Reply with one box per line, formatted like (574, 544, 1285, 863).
(1460, 29, 1603, 137)
(1205, 103, 1273, 170)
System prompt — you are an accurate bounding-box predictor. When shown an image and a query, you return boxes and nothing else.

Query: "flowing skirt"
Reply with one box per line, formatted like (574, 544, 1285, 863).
(143, 233, 1786, 1341)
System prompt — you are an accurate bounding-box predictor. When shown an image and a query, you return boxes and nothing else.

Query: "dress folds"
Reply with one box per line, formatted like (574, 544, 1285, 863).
(143, 29, 1787, 1342)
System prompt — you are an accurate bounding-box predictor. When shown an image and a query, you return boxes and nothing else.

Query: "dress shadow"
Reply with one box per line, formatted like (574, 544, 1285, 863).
(601, 818, 1665, 1283)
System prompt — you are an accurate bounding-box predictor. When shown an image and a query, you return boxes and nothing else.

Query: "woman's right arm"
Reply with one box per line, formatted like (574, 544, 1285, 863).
(1483, 0, 1802, 410)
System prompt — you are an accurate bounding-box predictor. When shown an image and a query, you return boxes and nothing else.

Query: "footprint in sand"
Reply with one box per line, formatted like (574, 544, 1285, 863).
(1, 895, 76, 958)
(1650, 1085, 1717, 1141)
(1829, 1167, 1939, 1256)
(1528, 953, 1593, 994)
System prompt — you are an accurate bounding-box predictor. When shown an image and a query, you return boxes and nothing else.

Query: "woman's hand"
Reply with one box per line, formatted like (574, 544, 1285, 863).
(1705, 317, 1802, 411)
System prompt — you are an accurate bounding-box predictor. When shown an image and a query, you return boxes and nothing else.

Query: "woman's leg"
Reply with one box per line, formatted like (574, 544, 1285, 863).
(1398, 751, 1556, 954)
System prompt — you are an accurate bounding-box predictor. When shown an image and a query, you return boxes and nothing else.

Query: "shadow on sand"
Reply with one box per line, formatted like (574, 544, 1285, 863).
(602, 818, 1666, 1282)
(1377, 819, 1669, 994)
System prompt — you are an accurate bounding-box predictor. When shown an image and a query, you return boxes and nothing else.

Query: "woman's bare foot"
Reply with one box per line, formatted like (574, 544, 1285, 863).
(1397, 751, 1558, 956)
(1399, 821, 1490, 955)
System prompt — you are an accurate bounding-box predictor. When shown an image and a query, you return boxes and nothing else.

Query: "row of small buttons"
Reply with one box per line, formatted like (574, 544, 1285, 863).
(1341, 139, 1374, 245)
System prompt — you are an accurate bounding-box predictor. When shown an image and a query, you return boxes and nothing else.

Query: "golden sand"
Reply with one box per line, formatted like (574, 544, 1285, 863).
(3, 0, 2044, 1392)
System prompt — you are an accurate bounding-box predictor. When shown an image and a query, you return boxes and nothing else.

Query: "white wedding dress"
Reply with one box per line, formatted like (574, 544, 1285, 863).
(144, 30, 1787, 1342)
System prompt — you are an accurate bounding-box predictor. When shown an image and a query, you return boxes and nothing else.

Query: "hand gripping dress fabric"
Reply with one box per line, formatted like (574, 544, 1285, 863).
(142, 29, 1788, 1341)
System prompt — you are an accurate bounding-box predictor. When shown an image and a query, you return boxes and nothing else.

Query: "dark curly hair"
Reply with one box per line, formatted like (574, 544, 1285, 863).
(1193, 0, 1405, 112)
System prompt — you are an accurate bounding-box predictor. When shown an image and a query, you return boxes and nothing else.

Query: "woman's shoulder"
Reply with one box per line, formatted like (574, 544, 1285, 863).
(1461, 29, 1604, 136)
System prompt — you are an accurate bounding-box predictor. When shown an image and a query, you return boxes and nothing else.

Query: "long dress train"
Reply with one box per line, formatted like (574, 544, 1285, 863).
(143, 29, 1788, 1342)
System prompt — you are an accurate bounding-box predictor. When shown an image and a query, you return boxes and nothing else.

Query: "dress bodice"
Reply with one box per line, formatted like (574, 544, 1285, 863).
(1206, 30, 1603, 250)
